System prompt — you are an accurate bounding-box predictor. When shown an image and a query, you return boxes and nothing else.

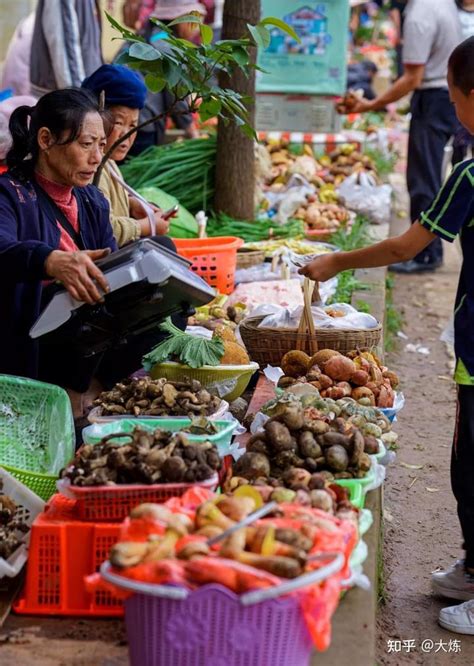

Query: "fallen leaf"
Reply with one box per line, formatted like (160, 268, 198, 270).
(437, 375, 453, 382)
(383, 508, 394, 523)
(408, 477, 418, 489)
(426, 487, 440, 493)
(400, 462, 424, 470)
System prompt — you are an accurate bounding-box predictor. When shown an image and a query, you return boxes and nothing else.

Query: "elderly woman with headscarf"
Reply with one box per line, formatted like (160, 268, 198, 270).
(82, 64, 170, 246)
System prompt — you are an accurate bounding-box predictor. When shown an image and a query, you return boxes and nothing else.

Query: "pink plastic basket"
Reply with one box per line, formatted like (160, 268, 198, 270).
(58, 474, 219, 522)
(101, 553, 344, 666)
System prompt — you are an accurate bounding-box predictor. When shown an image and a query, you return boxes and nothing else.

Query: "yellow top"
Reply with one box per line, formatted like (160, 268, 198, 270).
(98, 161, 141, 247)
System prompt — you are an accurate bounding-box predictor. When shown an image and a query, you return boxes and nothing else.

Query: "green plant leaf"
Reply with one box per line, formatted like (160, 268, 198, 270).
(105, 11, 145, 42)
(145, 73, 166, 93)
(247, 23, 271, 49)
(129, 42, 161, 61)
(168, 14, 203, 27)
(200, 23, 213, 45)
(259, 17, 300, 42)
(142, 319, 225, 369)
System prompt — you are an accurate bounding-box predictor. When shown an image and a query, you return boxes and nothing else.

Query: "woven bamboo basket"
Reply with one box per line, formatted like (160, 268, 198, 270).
(236, 249, 266, 269)
(240, 278, 382, 368)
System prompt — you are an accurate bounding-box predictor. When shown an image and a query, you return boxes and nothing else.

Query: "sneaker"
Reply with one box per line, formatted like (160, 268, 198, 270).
(439, 600, 474, 634)
(432, 560, 474, 601)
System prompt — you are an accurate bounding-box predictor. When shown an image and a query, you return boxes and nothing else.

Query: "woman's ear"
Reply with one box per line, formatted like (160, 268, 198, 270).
(37, 127, 53, 151)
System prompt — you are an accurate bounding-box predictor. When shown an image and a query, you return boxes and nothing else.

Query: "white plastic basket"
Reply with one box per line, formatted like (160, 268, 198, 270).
(0, 467, 45, 578)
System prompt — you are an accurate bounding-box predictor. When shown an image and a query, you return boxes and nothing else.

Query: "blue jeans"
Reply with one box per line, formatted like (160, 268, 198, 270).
(407, 89, 458, 265)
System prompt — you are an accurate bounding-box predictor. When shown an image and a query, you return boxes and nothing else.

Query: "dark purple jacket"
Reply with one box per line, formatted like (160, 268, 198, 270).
(0, 173, 117, 379)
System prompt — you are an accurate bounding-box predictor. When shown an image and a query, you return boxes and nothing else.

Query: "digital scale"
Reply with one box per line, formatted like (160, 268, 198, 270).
(30, 239, 215, 356)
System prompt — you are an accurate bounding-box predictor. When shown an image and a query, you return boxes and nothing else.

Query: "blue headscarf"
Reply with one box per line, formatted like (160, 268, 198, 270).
(82, 64, 147, 110)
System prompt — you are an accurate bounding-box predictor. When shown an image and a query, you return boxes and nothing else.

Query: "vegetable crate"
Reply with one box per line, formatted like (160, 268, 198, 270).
(13, 494, 123, 617)
(61, 474, 219, 522)
(0, 468, 45, 579)
(173, 237, 244, 295)
(0, 375, 75, 500)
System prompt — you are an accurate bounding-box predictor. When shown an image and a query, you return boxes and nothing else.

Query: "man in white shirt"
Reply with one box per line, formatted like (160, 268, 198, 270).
(342, 0, 462, 273)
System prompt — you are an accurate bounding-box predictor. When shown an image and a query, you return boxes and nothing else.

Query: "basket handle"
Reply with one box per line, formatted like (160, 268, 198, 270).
(239, 551, 344, 606)
(100, 561, 190, 599)
(296, 278, 319, 354)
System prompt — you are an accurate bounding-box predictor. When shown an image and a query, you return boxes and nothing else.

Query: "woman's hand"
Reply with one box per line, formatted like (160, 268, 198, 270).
(298, 254, 341, 282)
(129, 197, 148, 220)
(45, 249, 111, 304)
(138, 209, 171, 237)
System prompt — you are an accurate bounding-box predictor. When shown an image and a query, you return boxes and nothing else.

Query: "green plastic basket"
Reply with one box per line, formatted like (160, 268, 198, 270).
(333, 465, 376, 510)
(0, 375, 74, 500)
(82, 418, 237, 457)
(347, 482, 364, 509)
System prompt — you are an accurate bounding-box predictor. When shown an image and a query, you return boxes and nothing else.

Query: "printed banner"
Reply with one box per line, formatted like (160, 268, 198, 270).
(257, 1, 350, 95)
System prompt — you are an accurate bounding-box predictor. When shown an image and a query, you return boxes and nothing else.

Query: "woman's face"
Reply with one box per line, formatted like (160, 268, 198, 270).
(38, 112, 107, 187)
(107, 105, 140, 162)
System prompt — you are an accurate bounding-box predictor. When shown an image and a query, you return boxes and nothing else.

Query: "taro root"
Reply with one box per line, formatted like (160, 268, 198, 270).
(246, 436, 270, 456)
(233, 452, 271, 481)
(336, 382, 352, 397)
(377, 384, 395, 408)
(281, 350, 311, 378)
(325, 445, 349, 472)
(364, 435, 380, 455)
(323, 355, 356, 382)
(320, 431, 351, 450)
(273, 450, 304, 470)
(304, 458, 319, 473)
(350, 429, 365, 466)
(304, 419, 330, 436)
(298, 431, 322, 459)
(275, 528, 312, 552)
(279, 405, 305, 431)
(265, 421, 294, 452)
(322, 387, 345, 400)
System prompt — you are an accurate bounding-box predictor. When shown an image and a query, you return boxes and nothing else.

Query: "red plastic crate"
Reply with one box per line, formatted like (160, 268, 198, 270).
(65, 474, 219, 523)
(14, 494, 123, 617)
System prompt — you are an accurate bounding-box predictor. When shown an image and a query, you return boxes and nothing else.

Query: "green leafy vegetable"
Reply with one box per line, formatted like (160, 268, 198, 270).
(143, 320, 224, 370)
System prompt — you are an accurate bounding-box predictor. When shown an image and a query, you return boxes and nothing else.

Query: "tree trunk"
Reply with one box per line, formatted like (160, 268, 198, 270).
(214, 0, 260, 219)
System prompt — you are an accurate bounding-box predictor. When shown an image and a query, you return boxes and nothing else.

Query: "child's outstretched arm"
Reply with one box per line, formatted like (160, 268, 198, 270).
(299, 222, 435, 282)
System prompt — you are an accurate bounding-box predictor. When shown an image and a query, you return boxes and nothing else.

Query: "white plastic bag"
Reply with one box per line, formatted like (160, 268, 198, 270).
(258, 303, 379, 330)
(338, 172, 392, 225)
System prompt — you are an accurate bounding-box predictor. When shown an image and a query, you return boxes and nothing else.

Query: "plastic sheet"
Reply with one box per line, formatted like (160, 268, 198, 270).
(338, 172, 392, 225)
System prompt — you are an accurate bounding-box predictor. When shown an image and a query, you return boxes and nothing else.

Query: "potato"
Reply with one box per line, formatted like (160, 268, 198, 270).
(336, 381, 352, 397)
(325, 445, 349, 472)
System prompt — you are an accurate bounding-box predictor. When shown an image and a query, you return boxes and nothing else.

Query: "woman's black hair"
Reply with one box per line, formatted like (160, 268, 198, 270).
(449, 36, 474, 96)
(6, 88, 106, 179)
(455, 0, 465, 9)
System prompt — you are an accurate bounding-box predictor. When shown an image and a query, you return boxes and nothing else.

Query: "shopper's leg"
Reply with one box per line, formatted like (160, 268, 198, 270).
(451, 385, 474, 571)
(407, 89, 458, 265)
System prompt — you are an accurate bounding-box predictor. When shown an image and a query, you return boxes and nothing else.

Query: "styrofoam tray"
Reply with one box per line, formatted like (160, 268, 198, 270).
(0, 467, 45, 578)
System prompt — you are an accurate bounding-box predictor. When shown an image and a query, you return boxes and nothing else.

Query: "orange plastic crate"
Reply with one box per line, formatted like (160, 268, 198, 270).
(173, 237, 244, 294)
(14, 494, 123, 617)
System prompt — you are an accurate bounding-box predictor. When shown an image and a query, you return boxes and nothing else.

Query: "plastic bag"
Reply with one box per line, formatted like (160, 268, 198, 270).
(337, 172, 392, 225)
(258, 303, 379, 330)
(378, 391, 405, 423)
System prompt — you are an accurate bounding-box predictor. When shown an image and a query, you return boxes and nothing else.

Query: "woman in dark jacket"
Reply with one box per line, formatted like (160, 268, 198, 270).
(0, 88, 116, 415)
